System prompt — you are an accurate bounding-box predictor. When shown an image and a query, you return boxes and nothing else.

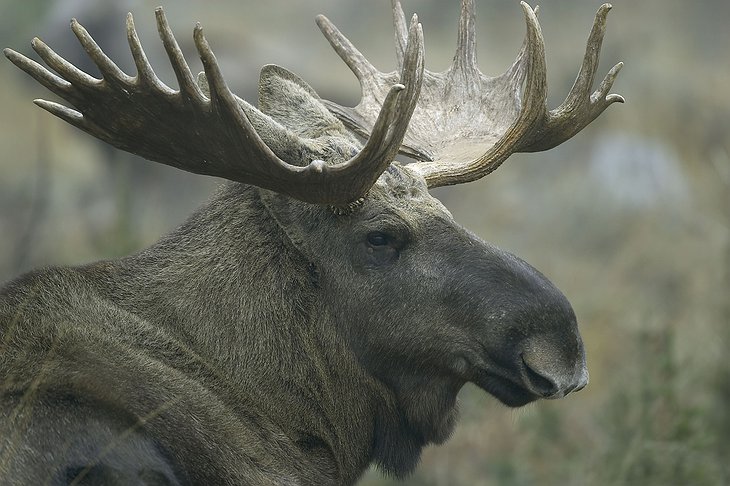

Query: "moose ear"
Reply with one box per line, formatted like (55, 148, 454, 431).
(257, 64, 349, 139)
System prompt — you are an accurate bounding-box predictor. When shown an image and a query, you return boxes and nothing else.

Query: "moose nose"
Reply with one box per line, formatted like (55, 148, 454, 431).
(520, 353, 588, 399)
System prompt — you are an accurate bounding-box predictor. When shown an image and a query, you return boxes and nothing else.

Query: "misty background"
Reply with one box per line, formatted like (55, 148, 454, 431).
(1, 0, 728, 484)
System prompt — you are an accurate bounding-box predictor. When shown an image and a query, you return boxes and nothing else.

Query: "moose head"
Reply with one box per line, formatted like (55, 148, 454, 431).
(2, 1, 622, 483)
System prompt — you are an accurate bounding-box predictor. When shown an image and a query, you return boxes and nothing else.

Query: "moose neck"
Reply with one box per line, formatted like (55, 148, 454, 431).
(97, 182, 416, 482)
(256, 183, 465, 477)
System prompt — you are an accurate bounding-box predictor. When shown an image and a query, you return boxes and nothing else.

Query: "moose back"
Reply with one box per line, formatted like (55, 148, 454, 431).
(1, 1, 622, 484)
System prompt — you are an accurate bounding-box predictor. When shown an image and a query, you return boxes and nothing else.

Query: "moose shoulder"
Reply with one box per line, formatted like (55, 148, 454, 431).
(1, 1, 622, 485)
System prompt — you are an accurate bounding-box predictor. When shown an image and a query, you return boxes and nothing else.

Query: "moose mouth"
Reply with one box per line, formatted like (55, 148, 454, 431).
(472, 368, 539, 408)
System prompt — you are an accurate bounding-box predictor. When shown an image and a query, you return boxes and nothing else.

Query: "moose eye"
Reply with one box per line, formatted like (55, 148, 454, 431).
(358, 230, 400, 268)
(366, 232, 389, 247)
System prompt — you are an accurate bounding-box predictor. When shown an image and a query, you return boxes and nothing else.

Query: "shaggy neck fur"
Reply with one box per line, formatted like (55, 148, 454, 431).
(97, 182, 444, 481)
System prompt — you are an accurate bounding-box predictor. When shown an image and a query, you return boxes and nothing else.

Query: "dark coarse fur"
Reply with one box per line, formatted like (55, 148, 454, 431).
(0, 60, 586, 485)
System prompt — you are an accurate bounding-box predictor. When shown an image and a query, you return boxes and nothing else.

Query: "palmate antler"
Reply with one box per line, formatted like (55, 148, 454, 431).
(317, 0, 624, 188)
(4, 8, 424, 206)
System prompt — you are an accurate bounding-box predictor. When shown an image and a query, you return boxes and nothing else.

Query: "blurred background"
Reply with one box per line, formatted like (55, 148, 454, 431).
(1, 0, 728, 484)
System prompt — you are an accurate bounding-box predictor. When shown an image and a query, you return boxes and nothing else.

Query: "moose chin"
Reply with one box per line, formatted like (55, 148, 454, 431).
(1, 1, 622, 484)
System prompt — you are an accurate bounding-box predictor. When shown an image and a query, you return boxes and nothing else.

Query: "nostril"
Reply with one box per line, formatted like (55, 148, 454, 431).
(521, 355, 558, 397)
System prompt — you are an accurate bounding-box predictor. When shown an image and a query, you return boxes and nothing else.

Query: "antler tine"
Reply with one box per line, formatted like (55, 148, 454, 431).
(126, 12, 168, 91)
(595, 61, 624, 105)
(33, 99, 87, 132)
(452, 0, 478, 75)
(30, 37, 98, 88)
(513, 2, 548, 137)
(315, 14, 379, 88)
(3, 47, 74, 102)
(564, 4, 610, 109)
(71, 19, 131, 87)
(395, 17, 425, 143)
(156, 8, 205, 104)
(501, 3, 539, 88)
(391, 0, 408, 70)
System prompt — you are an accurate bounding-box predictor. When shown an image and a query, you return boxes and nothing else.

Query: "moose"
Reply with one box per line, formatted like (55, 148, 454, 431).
(1, 1, 623, 484)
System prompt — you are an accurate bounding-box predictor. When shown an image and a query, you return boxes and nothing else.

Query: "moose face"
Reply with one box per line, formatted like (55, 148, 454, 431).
(265, 162, 587, 443)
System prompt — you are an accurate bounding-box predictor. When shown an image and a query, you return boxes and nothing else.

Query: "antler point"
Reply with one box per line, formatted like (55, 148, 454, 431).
(314, 14, 331, 30)
(155, 7, 168, 23)
(595, 4, 613, 22)
(70, 18, 87, 37)
(522, 2, 537, 17)
(607, 93, 625, 104)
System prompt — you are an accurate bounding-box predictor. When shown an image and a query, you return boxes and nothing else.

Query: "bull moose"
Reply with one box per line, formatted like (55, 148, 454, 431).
(1, 1, 623, 484)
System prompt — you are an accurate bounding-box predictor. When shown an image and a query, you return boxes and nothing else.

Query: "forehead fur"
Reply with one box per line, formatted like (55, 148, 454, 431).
(368, 163, 438, 209)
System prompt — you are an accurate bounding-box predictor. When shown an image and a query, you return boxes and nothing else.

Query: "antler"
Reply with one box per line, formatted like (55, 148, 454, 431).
(317, 0, 624, 188)
(4, 8, 425, 206)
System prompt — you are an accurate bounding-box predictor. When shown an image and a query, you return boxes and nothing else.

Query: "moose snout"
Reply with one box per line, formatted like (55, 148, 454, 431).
(520, 346, 588, 399)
